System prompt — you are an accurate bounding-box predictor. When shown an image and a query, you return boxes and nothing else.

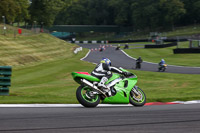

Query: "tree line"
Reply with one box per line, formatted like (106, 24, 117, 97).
(0, 0, 200, 30)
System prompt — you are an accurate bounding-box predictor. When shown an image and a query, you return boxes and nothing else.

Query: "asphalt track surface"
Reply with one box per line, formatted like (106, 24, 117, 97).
(0, 104, 200, 133)
(78, 44, 200, 74)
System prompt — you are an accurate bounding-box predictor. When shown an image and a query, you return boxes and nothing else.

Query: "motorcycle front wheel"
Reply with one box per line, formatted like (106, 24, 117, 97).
(76, 86, 100, 108)
(129, 87, 146, 107)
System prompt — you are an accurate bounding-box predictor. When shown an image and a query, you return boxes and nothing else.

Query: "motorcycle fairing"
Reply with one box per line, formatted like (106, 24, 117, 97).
(106, 73, 120, 84)
(71, 72, 100, 84)
(102, 78, 137, 104)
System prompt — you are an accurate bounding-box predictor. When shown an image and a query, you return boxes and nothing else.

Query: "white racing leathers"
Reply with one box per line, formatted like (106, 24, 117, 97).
(91, 63, 123, 89)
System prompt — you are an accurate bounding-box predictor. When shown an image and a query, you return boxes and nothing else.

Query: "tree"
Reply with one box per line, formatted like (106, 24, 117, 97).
(159, 0, 186, 30)
(27, 0, 199, 29)
(55, 0, 112, 25)
(178, 0, 200, 25)
(54, 0, 87, 25)
(192, 1, 200, 24)
(108, 0, 132, 26)
(29, 0, 64, 26)
(15, 0, 30, 26)
(86, 0, 111, 25)
(0, 0, 20, 23)
(131, 0, 160, 30)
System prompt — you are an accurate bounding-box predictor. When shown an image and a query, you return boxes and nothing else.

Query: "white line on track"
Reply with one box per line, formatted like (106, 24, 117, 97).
(0, 100, 200, 107)
(80, 49, 97, 65)
(80, 50, 91, 61)
(0, 104, 131, 108)
(173, 100, 200, 104)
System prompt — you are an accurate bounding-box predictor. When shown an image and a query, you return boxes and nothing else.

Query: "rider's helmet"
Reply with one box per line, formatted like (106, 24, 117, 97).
(161, 59, 165, 62)
(101, 58, 111, 66)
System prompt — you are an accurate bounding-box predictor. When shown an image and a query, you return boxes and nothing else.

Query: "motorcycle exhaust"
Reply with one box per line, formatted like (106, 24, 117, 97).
(81, 79, 107, 97)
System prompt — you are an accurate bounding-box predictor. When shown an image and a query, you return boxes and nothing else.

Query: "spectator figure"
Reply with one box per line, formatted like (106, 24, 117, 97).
(135, 57, 143, 69)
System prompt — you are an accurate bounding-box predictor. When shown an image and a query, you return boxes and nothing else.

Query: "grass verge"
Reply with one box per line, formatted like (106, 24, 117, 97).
(0, 28, 199, 103)
(124, 41, 200, 67)
(0, 51, 199, 103)
(130, 70, 200, 102)
(0, 49, 96, 103)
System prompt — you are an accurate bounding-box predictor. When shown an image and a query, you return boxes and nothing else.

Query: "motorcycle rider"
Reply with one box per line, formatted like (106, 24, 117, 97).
(91, 58, 130, 96)
(159, 59, 166, 66)
(135, 56, 143, 69)
(158, 59, 166, 70)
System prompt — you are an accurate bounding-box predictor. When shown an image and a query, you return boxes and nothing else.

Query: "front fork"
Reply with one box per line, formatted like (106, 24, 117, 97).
(132, 86, 140, 96)
(130, 85, 143, 102)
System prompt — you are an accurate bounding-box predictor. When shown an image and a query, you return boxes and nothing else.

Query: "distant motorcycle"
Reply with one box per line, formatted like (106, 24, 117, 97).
(115, 46, 120, 50)
(135, 57, 143, 69)
(158, 64, 167, 72)
(124, 45, 129, 49)
(135, 61, 141, 69)
(99, 47, 104, 52)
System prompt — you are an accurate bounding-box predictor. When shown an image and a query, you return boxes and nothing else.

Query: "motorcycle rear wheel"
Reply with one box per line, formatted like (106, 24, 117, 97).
(129, 87, 146, 107)
(76, 86, 100, 108)
(162, 67, 166, 72)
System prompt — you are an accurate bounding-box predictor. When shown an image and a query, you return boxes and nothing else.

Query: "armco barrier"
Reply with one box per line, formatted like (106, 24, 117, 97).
(70, 39, 187, 44)
(108, 39, 187, 43)
(173, 48, 200, 54)
(70, 40, 108, 44)
(108, 39, 148, 43)
(145, 42, 177, 48)
(0, 66, 12, 95)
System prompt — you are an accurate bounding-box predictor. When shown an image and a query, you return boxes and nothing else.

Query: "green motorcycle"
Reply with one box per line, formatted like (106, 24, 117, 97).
(71, 68, 146, 107)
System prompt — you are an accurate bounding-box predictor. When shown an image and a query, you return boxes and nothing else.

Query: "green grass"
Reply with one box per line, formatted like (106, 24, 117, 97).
(132, 70, 200, 102)
(1, 49, 95, 104)
(0, 59, 199, 103)
(0, 25, 199, 103)
(166, 25, 200, 37)
(0, 28, 88, 103)
(124, 41, 200, 67)
(0, 32, 76, 67)
(0, 24, 34, 37)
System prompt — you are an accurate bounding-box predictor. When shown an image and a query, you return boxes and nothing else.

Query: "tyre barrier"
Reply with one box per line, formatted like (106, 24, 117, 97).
(0, 66, 12, 96)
